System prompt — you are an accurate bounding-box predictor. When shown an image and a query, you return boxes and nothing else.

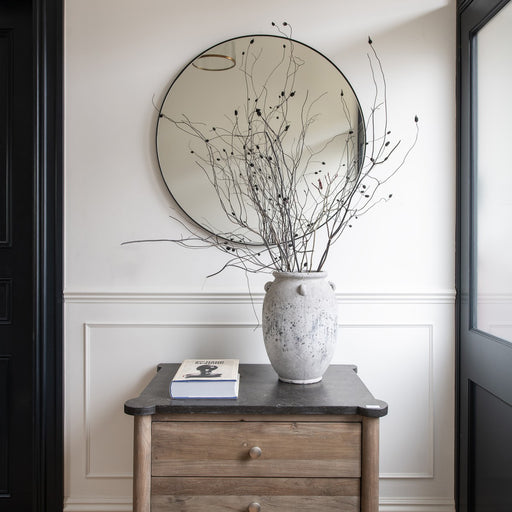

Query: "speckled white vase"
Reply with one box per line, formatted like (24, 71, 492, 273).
(262, 271, 338, 384)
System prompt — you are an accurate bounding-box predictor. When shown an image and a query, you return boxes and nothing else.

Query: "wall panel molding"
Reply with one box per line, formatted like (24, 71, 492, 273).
(64, 497, 132, 512)
(82, 321, 434, 480)
(65, 290, 456, 305)
(83, 321, 264, 479)
(341, 323, 434, 479)
(380, 497, 455, 511)
(83, 321, 261, 479)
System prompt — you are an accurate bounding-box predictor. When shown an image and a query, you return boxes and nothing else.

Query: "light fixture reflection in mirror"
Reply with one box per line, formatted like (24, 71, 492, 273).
(192, 40, 236, 71)
(156, 34, 365, 244)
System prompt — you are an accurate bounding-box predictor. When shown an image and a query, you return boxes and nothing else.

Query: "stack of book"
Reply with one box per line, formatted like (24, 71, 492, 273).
(169, 359, 239, 399)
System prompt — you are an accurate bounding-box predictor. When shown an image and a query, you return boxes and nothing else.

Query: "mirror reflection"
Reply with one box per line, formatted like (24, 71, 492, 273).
(156, 35, 365, 244)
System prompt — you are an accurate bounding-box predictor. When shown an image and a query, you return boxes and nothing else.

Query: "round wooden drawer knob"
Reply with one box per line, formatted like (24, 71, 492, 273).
(248, 502, 261, 512)
(249, 446, 262, 459)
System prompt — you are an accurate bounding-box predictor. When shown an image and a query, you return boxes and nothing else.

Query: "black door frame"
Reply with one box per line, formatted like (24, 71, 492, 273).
(33, 0, 63, 509)
(456, 0, 512, 510)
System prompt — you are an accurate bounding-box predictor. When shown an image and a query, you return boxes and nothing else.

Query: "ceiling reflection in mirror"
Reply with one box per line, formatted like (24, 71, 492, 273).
(156, 35, 365, 244)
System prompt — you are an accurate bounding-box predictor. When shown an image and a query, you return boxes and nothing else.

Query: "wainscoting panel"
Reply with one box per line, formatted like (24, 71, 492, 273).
(337, 324, 434, 478)
(84, 322, 266, 478)
(64, 291, 455, 511)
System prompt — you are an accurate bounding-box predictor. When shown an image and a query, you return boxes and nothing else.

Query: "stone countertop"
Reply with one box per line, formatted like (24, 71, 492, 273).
(124, 363, 388, 418)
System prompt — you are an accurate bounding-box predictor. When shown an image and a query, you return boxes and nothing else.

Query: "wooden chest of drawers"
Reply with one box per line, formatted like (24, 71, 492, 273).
(125, 364, 387, 512)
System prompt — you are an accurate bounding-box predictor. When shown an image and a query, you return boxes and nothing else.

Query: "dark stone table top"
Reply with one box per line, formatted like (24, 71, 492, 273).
(124, 363, 388, 418)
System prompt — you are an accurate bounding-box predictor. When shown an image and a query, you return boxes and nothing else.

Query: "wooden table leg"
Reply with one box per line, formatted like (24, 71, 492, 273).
(361, 416, 379, 512)
(133, 414, 151, 512)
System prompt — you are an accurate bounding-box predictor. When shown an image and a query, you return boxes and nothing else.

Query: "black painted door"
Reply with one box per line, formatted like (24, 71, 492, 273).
(0, 0, 63, 510)
(0, 0, 37, 508)
(458, 0, 512, 510)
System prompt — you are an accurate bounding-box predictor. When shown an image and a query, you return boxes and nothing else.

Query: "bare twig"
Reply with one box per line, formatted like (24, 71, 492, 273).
(129, 25, 418, 276)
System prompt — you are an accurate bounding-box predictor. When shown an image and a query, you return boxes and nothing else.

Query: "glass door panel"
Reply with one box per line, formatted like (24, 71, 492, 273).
(476, 1, 512, 343)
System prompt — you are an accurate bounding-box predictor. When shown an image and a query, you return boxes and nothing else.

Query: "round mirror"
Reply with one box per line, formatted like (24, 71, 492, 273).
(156, 34, 365, 245)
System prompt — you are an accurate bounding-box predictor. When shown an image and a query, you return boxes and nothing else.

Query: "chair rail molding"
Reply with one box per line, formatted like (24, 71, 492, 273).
(63, 290, 456, 305)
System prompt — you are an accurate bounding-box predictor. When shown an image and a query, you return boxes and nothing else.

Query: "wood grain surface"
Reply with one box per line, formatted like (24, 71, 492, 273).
(151, 494, 360, 512)
(152, 421, 361, 478)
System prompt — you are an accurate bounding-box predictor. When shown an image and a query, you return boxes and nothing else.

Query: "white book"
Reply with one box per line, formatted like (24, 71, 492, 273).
(170, 359, 239, 399)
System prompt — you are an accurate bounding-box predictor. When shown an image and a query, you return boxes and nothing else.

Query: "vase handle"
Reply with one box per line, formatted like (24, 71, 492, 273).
(264, 281, 273, 292)
(329, 281, 336, 291)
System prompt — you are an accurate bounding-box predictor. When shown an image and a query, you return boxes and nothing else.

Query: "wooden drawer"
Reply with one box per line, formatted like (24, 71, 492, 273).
(151, 477, 360, 512)
(127, 366, 386, 512)
(151, 495, 359, 512)
(152, 421, 361, 478)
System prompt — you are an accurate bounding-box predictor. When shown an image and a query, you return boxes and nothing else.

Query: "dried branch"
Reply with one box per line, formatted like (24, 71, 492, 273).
(129, 24, 418, 276)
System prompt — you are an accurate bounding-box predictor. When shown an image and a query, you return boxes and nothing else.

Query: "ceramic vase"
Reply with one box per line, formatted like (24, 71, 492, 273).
(262, 271, 338, 384)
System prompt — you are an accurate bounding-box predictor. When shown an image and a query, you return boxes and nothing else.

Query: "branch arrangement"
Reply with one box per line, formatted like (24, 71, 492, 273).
(126, 24, 418, 277)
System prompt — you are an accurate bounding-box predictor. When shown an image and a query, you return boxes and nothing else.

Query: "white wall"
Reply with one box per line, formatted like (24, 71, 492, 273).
(64, 1, 456, 510)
